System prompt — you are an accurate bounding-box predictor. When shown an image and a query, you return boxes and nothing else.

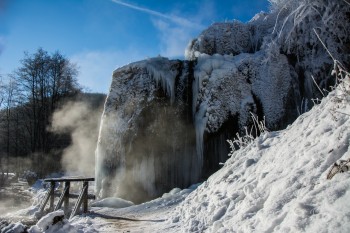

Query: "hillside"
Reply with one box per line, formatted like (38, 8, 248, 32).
(169, 72, 350, 232)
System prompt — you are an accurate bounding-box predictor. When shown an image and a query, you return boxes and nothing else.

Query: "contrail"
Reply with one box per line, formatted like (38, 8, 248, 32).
(110, 0, 204, 29)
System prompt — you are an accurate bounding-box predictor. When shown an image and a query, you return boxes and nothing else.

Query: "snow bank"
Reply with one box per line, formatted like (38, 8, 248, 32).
(27, 210, 96, 233)
(0, 222, 27, 233)
(162, 184, 200, 199)
(91, 197, 134, 208)
(170, 83, 350, 232)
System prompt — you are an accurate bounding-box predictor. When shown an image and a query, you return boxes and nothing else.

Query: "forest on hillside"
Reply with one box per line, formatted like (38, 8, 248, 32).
(0, 48, 106, 184)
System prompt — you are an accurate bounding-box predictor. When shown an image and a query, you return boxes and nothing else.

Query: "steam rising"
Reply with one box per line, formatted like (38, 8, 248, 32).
(51, 101, 102, 177)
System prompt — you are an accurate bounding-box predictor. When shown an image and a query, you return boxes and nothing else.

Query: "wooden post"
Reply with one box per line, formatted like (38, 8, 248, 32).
(64, 181, 70, 215)
(83, 181, 88, 213)
(49, 181, 55, 211)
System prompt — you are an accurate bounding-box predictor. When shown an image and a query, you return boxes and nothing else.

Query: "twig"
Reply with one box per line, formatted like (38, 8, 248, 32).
(313, 28, 335, 61)
(311, 75, 325, 97)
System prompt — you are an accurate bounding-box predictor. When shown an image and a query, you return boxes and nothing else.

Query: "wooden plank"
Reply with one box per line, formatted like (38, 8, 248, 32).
(44, 177, 94, 182)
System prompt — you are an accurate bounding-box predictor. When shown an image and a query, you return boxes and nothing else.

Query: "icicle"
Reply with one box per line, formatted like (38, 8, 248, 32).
(194, 103, 208, 173)
(142, 58, 178, 104)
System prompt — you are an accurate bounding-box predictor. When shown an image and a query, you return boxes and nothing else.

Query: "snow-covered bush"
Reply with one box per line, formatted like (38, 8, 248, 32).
(269, 0, 350, 93)
(329, 61, 350, 117)
(227, 113, 268, 156)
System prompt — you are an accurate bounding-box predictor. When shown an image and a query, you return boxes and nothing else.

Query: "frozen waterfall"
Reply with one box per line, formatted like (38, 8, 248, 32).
(95, 53, 298, 203)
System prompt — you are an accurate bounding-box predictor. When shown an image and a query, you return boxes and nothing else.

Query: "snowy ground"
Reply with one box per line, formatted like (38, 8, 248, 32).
(3, 79, 350, 233)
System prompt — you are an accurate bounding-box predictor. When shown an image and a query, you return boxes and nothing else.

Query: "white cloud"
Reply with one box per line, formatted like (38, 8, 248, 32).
(152, 0, 216, 58)
(110, 0, 217, 58)
(70, 49, 143, 93)
(152, 19, 197, 57)
(110, 0, 203, 29)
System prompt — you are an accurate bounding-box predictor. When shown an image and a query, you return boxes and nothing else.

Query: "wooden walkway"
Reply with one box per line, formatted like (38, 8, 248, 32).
(39, 177, 95, 219)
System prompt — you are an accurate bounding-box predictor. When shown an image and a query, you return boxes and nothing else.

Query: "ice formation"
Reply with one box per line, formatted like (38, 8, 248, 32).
(95, 53, 297, 202)
(95, 0, 350, 202)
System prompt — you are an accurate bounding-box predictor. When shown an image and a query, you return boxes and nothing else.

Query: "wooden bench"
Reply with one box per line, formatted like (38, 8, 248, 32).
(39, 177, 95, 219)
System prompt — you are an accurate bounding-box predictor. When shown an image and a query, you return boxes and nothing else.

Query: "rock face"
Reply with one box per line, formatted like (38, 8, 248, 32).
(95, 0, 350, 202)
(95, 58, 198, 202)
(95, 54, 297, 202)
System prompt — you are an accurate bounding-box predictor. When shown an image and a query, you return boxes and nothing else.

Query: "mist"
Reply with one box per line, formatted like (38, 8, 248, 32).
(50, 100, 103, 177)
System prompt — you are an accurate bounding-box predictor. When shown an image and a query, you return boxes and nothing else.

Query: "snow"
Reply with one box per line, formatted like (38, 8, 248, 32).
(186, 0, 350, 102)
(27, 210, 97, 233)
(34, 210, 65, 232)
(185, 21, 254, 60)
(91, 197, 134, 209)
(1, 222, 27, 233)
(191, 51, 294, 173)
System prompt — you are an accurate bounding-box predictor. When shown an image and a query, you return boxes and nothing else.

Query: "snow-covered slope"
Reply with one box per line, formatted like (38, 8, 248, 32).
(168, 78, 350, 232)
(59, 74, 350, 233)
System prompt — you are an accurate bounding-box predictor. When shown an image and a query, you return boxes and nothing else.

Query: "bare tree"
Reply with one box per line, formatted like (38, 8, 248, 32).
(12, 48, 81, 176)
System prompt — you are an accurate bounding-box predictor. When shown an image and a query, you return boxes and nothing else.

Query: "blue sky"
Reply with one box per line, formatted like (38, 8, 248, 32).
(0, 0, 270, 93)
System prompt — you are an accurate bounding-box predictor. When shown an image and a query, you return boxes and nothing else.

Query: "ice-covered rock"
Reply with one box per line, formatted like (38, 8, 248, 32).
(95, 51, 298, 202)
(185, 21, 253, 60)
